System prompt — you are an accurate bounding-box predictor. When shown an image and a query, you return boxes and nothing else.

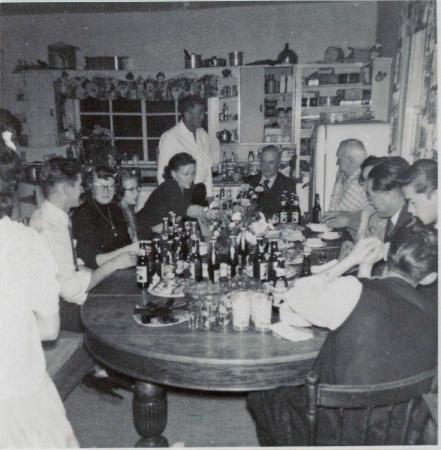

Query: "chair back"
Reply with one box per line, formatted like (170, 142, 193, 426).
(305, 368, 436, 445)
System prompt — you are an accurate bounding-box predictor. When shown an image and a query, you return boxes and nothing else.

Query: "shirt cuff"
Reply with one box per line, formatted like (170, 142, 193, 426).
(59, 268, 92, 305)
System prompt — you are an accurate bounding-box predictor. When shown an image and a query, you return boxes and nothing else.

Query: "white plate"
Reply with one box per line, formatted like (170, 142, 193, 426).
(133, 310, 188, 327)
(306, 223, 330, 233)
(148, 281, 185, 298)
(305, 238, 326, 248)
(320, 231, 341, 240)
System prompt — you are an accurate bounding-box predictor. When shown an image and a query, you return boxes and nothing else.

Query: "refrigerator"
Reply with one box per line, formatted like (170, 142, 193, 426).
(312, 121, 391, 211)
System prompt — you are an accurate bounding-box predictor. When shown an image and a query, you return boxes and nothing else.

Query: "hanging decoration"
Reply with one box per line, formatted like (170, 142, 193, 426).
(54, 71, 219, 102)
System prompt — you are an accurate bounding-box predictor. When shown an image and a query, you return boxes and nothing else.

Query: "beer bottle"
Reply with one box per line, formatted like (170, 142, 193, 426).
(268, 240, 280, 282)
(174, 241, 185, 278)
(288, 193, 296, 223)
(161, 217, 170, 251)
(227, 239, 239, 278)
(237, 227, 249, 266)
(253, 236, 268, 281)
(182, 222, 192, 260)
(226, 189, 233, 209)
(207, 239, 220, 283)
(279, 192, 289, 224)
(272, 257, 288, 307)
(292, 194, 301, 225)
(300, 246, 312, 277)
(312, 193, 322, 224)
(189, 238, 203, 282)
(136, 242, 149, 289)
(150, 238, 162, 279)
(169, 211, 177, 228)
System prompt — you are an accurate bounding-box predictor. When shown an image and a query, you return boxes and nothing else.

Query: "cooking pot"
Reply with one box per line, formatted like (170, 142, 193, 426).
(216, 129, 232, 144)
(184, 49, 202, 69)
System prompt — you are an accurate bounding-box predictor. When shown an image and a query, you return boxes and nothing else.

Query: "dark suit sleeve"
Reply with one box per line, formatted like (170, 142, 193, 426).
(71, 205, 100, 269)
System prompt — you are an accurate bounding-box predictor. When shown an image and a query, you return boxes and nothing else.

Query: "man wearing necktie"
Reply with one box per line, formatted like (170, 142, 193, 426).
(246, 145, 296, 219)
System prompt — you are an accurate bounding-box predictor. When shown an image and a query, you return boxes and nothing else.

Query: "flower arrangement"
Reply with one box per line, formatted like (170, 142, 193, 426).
(201, 184, 274, 253)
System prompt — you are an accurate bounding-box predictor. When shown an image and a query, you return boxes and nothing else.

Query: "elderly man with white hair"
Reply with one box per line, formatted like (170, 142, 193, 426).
(322, 138, 369, 230)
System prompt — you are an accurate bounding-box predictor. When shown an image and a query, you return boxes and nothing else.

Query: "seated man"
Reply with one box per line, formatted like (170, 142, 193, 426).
(246, 145, 295, 219)
(322, 139, 368, 232)
(247, 224, 437, 446)
(30, 157, 134, 331)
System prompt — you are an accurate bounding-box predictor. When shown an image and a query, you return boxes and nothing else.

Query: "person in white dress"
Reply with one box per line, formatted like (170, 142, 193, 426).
(156, 95, 213, 198)
(0, 145, 78, 448)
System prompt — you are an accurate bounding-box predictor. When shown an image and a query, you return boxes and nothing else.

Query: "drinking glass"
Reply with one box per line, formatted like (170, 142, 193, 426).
(187, 301, 201, 330)
(231, 292, 251, 331)
(251, 292, 272, 332)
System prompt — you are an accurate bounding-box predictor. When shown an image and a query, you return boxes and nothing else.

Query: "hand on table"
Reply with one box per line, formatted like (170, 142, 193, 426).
(347, 237, 384, 267)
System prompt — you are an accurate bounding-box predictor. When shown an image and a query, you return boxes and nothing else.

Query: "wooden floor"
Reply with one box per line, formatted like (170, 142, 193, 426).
(65, 383, 259, 447)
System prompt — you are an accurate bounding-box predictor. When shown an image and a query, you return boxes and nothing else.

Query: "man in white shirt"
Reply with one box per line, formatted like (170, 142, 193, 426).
(30, 158, 134, 315)
(156, 95, 213, 197)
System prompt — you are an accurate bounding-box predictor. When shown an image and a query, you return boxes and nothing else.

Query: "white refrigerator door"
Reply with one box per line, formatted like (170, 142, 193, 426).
(314, 122, 390, 211)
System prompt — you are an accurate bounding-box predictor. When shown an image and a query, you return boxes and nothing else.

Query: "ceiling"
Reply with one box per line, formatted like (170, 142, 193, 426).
(0, 1, 302, 15)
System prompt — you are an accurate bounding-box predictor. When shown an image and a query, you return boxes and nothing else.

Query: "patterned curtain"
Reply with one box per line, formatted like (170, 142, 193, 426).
(389, 0, 437, 161)
(54, 71, 219, 102)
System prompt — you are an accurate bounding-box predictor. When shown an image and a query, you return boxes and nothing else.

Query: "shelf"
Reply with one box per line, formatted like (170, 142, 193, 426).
(302, 105, 371, 114)
(219, 96, 238, 100)
(302, 83, 371, 90)
(264, 92, 292, 98)
(219, 119, 238, 124)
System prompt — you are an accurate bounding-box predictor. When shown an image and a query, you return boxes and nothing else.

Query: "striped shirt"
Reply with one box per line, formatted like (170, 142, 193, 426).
(329, 169, 368, 212)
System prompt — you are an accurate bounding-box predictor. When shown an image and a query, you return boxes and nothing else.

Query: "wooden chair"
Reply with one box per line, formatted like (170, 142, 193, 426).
(305, 368, 437, 446)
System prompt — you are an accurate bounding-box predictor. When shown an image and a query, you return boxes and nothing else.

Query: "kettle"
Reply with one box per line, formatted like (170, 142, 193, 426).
(216, 129, 232, 144)
(277, 43, 298, 64)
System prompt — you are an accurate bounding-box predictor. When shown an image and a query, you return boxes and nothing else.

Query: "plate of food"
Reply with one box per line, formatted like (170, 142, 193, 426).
(133, 306, 188, 327)
(283, 229, 305, 242)
(148, 278, 189, 298)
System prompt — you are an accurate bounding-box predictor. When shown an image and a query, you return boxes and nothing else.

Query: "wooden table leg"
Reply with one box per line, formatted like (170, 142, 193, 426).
(133, 381, 169, 447)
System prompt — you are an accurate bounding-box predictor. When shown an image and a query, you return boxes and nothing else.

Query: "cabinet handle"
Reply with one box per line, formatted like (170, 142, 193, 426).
(49, 108, 54, 117)
(259, 105, 263, 112)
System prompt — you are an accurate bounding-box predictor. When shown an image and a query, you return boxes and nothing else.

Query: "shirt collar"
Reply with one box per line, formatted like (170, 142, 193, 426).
(390, 206, 402, 226)
(260, 174, 277, 187)
(42, 199, 70, 227)
(178, 119, 199, 137)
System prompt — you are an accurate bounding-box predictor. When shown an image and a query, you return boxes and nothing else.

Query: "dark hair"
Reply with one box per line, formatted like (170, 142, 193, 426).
(115, 168, 138, 200)
(83, 165, 116, 195)
(0, 143, 21, 218)
(39, 157, 82, 197)
(397, 159, 437, 195)
(388, 223, 438, 283)
(359, 155, 385, 184)
(367, 156, 410, 192)
(163, 152, 196, 180)
(179, 95, 205, 115)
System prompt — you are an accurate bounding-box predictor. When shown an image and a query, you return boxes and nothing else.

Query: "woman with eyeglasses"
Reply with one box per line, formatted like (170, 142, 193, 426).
(116, 169, 140, 242)
(71, 165, 137, 270)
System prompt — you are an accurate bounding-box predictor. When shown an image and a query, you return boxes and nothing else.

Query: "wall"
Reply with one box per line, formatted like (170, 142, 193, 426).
(376, 0, 403, 57)
(0, 1, 378, 115)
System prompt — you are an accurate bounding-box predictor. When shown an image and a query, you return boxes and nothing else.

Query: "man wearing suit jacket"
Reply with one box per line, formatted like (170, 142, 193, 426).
(246, 145, 296, 219)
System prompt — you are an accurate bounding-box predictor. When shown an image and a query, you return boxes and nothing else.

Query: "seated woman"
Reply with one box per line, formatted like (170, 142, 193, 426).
(116, 169, 140, 242)
(136, 152, 208, 240)
(0, 145, 78, 448)
(71, 165, 137, 269)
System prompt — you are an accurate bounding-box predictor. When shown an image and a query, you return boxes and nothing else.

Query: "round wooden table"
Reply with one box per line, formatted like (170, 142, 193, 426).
(82, 269, 327, 447)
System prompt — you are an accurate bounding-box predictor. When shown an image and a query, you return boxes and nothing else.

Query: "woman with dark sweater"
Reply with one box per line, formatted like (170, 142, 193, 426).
(72, 165, 137, 270)
(136, 152, 208, 240)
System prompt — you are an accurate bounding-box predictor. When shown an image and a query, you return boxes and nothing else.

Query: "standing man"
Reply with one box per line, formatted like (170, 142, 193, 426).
(246, 145, 296, 219)
(156, 95, 213, 199)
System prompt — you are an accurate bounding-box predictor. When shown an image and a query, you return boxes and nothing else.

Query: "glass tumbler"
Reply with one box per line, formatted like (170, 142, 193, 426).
(231, 291, 251, 331)
(251, 292, 272, 332)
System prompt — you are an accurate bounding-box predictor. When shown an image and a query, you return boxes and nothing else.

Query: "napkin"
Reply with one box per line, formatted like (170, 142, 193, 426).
(269, 322, 314, 342)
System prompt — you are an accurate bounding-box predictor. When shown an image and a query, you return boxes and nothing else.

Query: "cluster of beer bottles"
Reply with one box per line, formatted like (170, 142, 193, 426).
(272, 191, 302, 225)
(136, 211, 204, 288)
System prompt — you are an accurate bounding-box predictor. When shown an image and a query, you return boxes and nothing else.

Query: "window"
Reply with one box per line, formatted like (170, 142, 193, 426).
(78, 99, 179, 162)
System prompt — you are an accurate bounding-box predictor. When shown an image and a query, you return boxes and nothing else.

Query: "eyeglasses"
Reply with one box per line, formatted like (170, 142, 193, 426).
(94, 183, 115, 192)
(124, 187, 140, 192)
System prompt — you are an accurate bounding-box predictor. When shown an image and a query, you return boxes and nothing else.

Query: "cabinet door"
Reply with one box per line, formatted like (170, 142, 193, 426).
(23, 72, 59, 147)
(239, 66, 264, 143)
(370, 57, 393, 122)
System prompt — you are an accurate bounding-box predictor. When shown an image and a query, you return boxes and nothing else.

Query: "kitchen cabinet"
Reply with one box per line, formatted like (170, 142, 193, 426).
(22, 71, 59, 147)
